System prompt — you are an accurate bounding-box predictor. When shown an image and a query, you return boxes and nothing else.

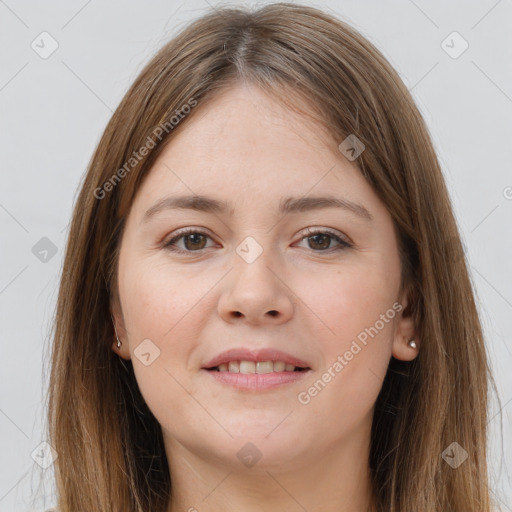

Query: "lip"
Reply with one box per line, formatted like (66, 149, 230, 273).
(205, 369, 311, 391)
(202, 347, 312, 370)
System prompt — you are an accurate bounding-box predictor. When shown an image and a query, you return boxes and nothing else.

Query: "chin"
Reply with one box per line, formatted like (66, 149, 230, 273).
(217, 424, 310, 468)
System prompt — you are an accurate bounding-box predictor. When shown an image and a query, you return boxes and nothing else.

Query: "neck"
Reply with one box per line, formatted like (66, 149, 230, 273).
(165, 422, 376, 512)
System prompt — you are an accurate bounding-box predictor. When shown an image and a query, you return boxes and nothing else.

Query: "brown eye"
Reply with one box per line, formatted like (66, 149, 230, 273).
(307, 233, 332, 250)
(297, 228, 352, 252)
(164, 230, 214, 253)
(181, 233, 207, 250)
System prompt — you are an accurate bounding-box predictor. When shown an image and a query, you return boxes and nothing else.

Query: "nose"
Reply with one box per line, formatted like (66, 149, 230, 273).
(217, 243, 295, 326)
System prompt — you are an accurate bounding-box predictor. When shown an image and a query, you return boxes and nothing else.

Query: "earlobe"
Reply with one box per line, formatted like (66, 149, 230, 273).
(110, 310, 131, 360)
(392, 290, 419, 361)
(392, 333, 419, 361)
(112, 313, 122, 349)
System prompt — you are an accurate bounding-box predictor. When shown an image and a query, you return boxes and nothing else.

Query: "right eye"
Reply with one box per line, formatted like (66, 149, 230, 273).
(164, 229, 216, 253)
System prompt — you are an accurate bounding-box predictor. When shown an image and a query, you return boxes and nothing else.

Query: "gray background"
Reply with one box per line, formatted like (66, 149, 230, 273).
(0, 0, 511, 510)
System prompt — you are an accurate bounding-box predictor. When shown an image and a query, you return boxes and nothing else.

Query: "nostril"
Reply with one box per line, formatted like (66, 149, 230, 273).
(267, 310, 278, 317)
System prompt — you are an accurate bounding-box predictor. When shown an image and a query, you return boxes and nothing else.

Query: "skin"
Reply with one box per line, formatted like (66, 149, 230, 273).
(111, 82, 419, 512)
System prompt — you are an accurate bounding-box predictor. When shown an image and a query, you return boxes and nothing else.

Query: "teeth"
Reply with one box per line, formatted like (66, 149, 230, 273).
(240, 361, 256, 374)
(228, 361, 240, 373)
(215, 360, 300, 373)
(273, 361, 285, 372)
(256, 361, 273, 374)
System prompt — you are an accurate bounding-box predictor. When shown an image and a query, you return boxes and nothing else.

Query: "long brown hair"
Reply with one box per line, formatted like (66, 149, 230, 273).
(46, 3, 501, 510)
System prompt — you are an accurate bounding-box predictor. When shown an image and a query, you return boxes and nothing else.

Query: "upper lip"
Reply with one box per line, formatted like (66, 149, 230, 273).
(202, 348, 312, 369)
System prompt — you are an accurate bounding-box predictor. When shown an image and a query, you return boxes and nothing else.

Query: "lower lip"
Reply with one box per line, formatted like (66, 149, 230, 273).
(203, 369, 311, 390)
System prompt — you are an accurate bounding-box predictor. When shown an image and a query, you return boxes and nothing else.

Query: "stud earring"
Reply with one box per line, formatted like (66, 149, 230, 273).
(408, 339, 417, 349)
(111, 314, 122, 349)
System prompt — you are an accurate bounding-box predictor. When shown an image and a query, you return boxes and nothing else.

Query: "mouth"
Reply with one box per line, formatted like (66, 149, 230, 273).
(205, 361, 310, 373)
(201, 348, 312, 391)
(202, 347, 312, 372)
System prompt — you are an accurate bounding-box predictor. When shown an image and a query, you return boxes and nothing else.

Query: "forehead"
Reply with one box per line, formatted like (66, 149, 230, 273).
(128, 83, 385, 223)
(164, 82, 340, 167)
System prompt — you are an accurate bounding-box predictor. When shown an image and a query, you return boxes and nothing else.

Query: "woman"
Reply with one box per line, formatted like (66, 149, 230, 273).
(46, 3, 500, 511)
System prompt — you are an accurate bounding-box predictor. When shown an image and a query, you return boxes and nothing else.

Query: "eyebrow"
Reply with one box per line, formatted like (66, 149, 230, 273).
(141, 194, 373, 223)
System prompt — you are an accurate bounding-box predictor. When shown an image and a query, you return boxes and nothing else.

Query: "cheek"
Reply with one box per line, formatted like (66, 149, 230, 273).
(119, 256, 220, 387)
(299, 261, 397, 348)
(120, 256, 206, 340)
(296, 352, 386, 441)
(293, 264, 394, 420)
(118, 258, 207, 429)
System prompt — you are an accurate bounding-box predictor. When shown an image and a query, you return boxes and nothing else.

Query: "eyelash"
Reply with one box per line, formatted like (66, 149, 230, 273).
(163, 227, 353, 255)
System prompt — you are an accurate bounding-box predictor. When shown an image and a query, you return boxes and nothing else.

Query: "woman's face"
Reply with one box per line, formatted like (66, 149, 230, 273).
(113, 82, 416, 472)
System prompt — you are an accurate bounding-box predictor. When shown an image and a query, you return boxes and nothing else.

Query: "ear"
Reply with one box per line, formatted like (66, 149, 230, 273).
(110, 302, 131, 361)
(391, 286, 419, 362)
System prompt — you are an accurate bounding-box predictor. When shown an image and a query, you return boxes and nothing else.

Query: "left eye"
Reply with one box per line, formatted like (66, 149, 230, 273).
(297, 230, 352, 251)
(164, 230, 214, 252)
(163, 228, 352, 254)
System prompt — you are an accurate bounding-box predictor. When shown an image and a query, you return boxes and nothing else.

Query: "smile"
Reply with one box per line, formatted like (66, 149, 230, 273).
(202, 347, 313, 390)
(208, 360, 309, 373)
(204, 369, 311, 391)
